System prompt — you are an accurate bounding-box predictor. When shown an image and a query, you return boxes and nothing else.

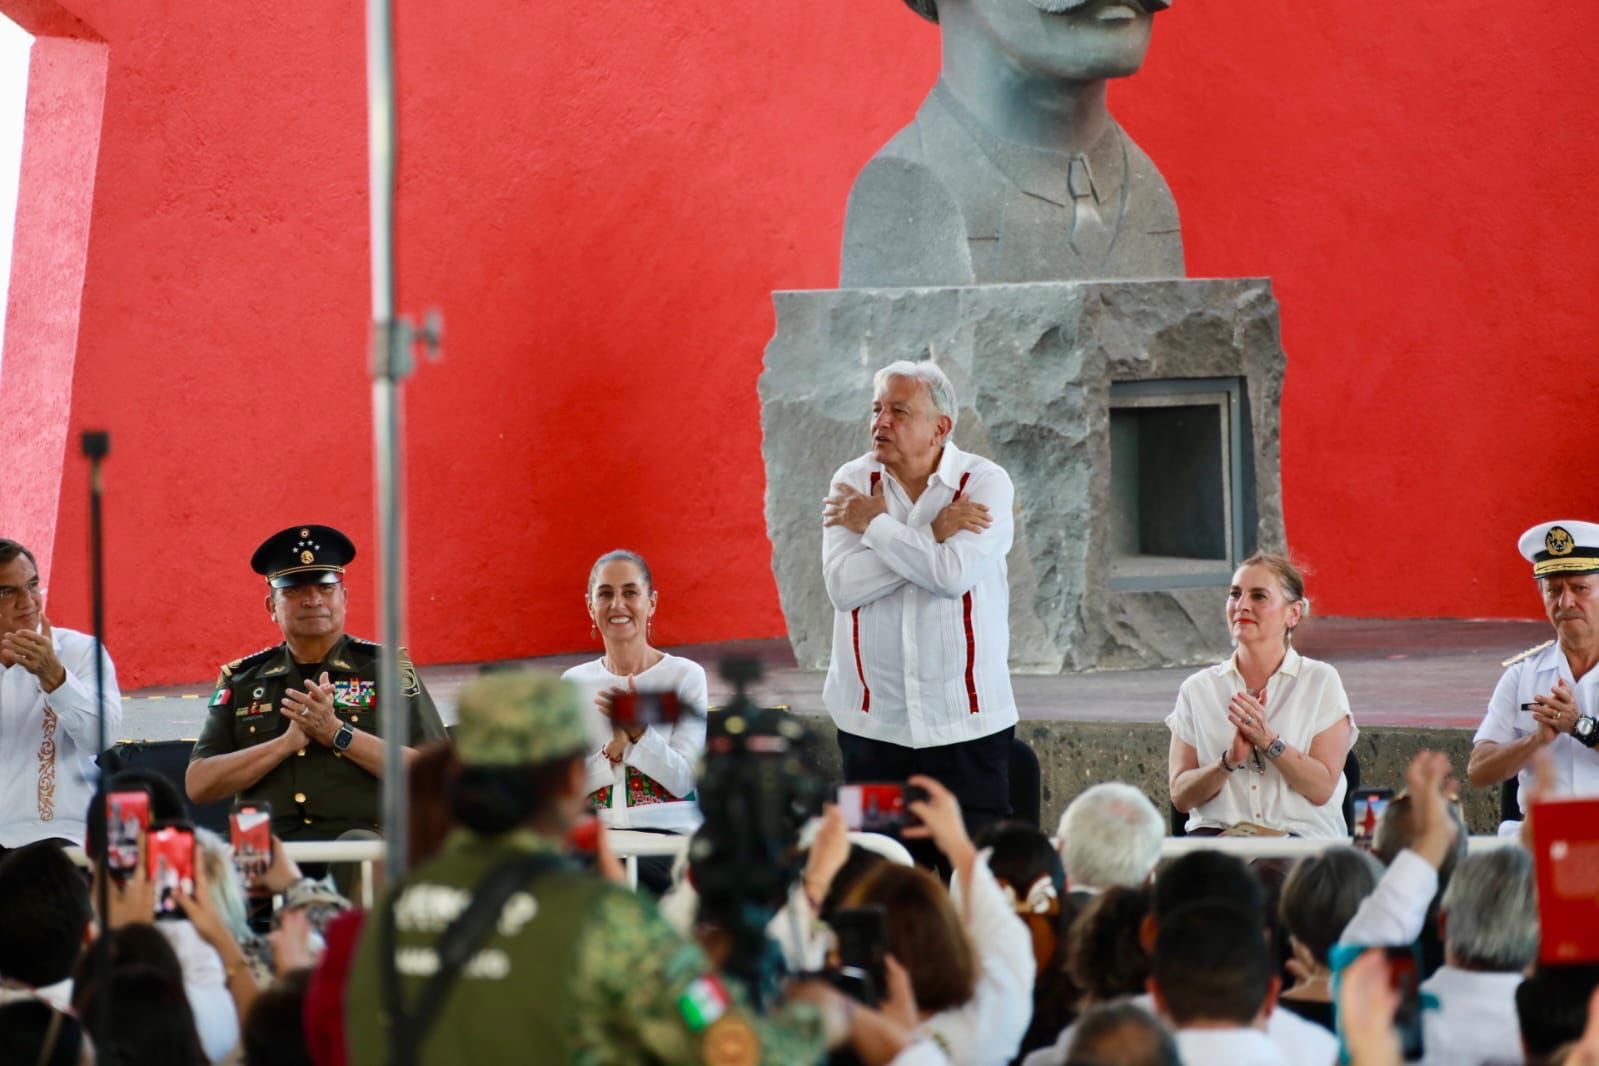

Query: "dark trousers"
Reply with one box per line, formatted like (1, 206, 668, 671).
(836, 727, 1014, 875)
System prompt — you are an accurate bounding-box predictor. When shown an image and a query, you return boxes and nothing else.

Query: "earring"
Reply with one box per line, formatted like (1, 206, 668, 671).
(590, 622, 598, 640)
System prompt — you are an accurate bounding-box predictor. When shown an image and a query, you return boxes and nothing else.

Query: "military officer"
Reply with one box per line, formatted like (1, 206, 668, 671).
(1469, 520, 1599, 828)
(185, 525, 447, 840)
(345, 671, 859, 1065)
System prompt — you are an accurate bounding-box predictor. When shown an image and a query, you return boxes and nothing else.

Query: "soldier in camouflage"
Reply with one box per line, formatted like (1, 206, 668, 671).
(344, 671, 855, 1064)
(185, 525, 447, 840)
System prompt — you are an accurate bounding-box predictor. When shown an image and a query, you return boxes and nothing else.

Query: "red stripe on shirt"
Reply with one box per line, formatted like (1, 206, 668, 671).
(953, 472, 980, 714)
(854, 470, 883, 713)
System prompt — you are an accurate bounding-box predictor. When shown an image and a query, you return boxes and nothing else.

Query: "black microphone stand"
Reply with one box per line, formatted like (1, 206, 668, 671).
(81, 430, 110, 1042)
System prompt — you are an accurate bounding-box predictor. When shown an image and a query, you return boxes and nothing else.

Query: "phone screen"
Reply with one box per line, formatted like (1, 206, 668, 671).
(1386, 945, 1425, 1061)
(106, 790, 151, 880)
(1351, 788, 1394, 849)
(830, 905, 888, 1007)
(837, 783, 928, 833)
(230, 805, 273, 881)
(147, 824, 196, 920)
(610, 691, 682, 728)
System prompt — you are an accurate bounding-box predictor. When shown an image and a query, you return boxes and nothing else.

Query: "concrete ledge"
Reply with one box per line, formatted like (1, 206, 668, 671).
(794, 716, 1500, 835)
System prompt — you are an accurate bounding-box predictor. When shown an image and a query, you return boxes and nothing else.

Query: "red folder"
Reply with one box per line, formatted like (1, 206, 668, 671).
(1532, 796, 1599, 964)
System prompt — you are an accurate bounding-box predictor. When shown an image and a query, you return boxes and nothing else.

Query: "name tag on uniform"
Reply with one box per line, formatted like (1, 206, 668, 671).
(235, 701, 272, 718)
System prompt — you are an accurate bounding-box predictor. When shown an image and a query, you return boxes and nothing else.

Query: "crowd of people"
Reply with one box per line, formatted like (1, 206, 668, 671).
(1, 358, 1598, 1063)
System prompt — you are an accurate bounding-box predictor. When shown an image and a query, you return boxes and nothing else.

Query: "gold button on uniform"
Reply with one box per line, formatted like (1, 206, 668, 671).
(297, 748, 306, 757)
(303, 817, 312, 825)
(248, 726, 256, 734)
(294, 792, 307, 803)
(351, 716, 359, 724)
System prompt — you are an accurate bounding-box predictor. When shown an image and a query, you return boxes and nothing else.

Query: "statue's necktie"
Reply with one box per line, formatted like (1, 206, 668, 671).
(1068, 153, 1112, 263)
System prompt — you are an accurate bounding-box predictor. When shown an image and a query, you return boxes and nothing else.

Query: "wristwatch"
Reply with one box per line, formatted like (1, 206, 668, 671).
(1576, 715, 1599, 748)
(1263, 737, 1287, 760)
(332, 722, 356, 753)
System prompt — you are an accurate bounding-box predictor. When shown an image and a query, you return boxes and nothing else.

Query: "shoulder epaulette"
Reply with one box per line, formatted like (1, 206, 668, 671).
(221, 643, 284, 676)
(1502, 639, 1555, 668)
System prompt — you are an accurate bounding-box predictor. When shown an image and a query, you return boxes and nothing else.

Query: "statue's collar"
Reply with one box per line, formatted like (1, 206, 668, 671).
(929, 79, 1127, 212)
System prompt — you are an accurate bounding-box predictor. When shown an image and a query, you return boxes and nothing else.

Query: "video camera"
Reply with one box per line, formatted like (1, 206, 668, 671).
(691, 657, 830, 1008)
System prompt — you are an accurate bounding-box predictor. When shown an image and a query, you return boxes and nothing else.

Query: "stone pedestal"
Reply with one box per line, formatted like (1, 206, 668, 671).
(760, 278, 1287, 674)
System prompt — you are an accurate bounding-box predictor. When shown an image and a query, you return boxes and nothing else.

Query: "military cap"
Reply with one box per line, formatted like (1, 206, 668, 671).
(251, 525, 357, 588)
(454, 671, 587, 767)
(1519, 520, 1599, 579)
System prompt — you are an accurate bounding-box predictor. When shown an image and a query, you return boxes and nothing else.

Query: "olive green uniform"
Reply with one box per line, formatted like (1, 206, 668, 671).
(345, 829, 828, 1065)
(190, 635, 447, 839)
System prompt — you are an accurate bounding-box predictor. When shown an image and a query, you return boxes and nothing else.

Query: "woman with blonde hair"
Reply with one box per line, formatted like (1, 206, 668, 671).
(1166, 553, 1358, 837)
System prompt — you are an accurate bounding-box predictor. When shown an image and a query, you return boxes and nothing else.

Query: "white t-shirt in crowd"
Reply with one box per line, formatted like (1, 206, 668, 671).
(1166, 647, 1358, 838)
(562, 654, 707, 833)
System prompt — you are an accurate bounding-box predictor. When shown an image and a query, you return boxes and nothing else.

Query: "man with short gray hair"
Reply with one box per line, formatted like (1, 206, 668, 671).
(1056, 783, 1164, 892)
(1413, 848, 1538, 1065)
(822, 360, 1018, 849)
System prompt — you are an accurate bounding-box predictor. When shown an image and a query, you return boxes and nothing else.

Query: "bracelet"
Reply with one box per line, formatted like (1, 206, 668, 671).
(1220, 752, 1241, 773)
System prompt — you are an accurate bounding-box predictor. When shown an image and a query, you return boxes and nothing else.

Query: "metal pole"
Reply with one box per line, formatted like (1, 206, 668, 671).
(367, 0, 409, 883)
(81, 430, 110, 1044)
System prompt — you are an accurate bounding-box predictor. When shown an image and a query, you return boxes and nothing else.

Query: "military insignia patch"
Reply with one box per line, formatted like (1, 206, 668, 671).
(702, 1015, 759, 1066)
(400, 649, 421, 697)
(300, 549, 315, 564)
(253, 687, 266, 699)
(208, 688, 231, 708)
(333, 680, 376, 708)
(1548, 526, 1575, 556)
(677, 975, 730, 1031)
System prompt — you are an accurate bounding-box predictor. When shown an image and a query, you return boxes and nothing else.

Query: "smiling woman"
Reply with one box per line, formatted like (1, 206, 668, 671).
(561, 549, 708, 893)
(1165, 553, 1359, 838)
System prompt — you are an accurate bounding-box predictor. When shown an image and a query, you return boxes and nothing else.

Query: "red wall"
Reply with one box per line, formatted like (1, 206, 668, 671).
(7, 1, 1597, 688)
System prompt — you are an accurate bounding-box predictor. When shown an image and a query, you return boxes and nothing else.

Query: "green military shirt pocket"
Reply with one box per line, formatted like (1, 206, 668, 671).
(233, 702, 281, 747)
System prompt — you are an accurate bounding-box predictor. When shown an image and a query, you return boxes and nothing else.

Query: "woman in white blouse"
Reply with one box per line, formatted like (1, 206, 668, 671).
(1166, 553, 1357, 838)
(562, 550, 707, 888)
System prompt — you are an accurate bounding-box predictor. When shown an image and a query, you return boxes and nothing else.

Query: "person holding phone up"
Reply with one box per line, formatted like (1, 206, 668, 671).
(345, 672, 926, 1065)
(1167, 553, 1358, 837)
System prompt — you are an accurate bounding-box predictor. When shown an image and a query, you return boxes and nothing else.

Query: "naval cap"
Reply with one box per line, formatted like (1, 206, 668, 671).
(1519, 520, 1599, 579)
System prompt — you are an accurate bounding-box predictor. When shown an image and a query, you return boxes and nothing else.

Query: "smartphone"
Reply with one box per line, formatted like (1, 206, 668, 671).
(837, 783, 928, 833)
(1351, 788, 1394, 849)
(1386, 944, 1425, 1061)
(830, 905, 889, 1007)
(610, 690, 682, 728)
(147, 822, 196, 921)
(230, 804, 273, 881)
(106, 789, 151, 881)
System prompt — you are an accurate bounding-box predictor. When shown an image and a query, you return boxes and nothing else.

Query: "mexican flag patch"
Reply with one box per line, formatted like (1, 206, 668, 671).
(677, 975, 730, 1031)
(208, 688, 231, 708)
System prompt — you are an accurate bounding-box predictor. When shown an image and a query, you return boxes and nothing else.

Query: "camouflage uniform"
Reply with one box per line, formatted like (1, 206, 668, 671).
(190, 634, 446, 839)
(343, 673, 828, 1065)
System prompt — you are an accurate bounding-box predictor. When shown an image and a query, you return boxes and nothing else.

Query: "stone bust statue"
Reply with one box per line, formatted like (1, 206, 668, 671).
(841, 0, 1184, 287)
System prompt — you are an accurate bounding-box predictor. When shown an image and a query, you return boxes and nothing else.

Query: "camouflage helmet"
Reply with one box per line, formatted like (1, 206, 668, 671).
(453, 671, 587, 767)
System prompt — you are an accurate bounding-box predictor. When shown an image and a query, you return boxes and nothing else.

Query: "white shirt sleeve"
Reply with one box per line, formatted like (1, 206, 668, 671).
(46, 634, 122, 754)
(859, 466, 1015, 599)
(158, 921, 240, 1063)
(1473, 666, 1522, 746)
(1165, 680, 1200, 749)
(925, 857, 1035, 1064)
(823, 464, 910, 612)
(1338, 849, 1440, 947)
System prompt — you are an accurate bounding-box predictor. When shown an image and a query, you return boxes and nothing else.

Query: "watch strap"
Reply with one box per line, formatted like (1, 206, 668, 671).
(333, 722, 356, 752)
(1579, 717, 1599, 749)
